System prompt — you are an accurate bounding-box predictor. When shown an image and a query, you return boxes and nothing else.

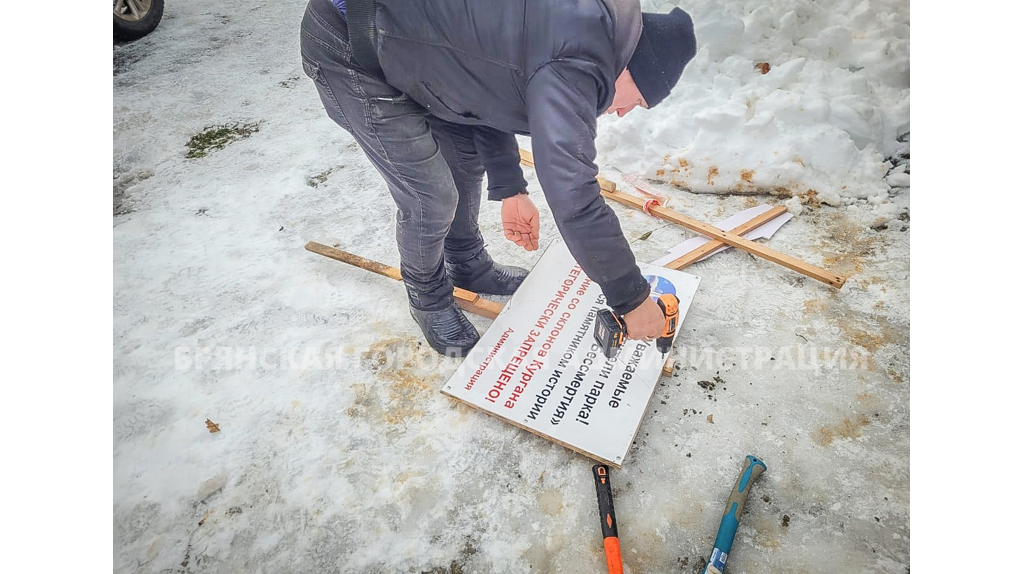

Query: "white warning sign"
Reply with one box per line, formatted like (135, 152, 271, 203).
(442, 239, 700, 467)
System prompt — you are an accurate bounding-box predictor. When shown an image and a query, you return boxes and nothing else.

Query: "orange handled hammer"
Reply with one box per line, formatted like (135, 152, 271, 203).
(592, 465, 624, 574)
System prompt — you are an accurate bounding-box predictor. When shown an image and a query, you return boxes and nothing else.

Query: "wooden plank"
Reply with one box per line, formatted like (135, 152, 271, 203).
(661, 358, 675, 378)
(519, 148, 534, 168)
(305, 241, 403, 281)
(598, 176, 617, 193)
(599, 190, 847, 288)
(665, 205, 789, 270)
(452, 291, 504, 320)
(304, 242, 505, 319)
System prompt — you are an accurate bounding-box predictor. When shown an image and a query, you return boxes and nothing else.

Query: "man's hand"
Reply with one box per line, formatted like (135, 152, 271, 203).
(502, 193, 540, 251)
(622, 297, 664, 341)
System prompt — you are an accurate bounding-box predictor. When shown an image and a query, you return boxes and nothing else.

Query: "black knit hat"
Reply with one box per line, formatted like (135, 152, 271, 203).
(628, 7, 697, 108)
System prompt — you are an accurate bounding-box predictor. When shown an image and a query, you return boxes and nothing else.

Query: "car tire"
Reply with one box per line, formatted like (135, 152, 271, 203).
(113, 0, 165, 41)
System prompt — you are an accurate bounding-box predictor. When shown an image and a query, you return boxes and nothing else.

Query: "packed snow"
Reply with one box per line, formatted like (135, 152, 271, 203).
(598, 0, 909, 210)
(113, 1, 909, 572)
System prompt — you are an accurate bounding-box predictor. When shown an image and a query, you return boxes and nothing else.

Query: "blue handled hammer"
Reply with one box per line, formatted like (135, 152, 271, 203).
(702, 455, 767, 574)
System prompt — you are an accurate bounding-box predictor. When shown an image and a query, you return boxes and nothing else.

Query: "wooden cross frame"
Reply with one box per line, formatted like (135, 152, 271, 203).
(518, 148, 846, 288)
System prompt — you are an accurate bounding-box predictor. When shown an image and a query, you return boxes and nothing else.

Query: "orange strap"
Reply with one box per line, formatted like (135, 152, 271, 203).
(642, 198, 661, 216)
(623, 173, 669, 220)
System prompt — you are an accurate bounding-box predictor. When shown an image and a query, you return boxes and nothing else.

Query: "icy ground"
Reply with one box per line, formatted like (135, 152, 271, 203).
(114, 1, 909, 572)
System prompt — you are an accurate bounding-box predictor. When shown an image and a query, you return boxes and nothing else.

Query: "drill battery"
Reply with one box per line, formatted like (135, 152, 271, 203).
(594, 294, 680, 359)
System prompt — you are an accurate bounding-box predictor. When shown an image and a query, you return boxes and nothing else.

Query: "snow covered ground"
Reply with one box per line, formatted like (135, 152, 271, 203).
(113, 1, 909, 572)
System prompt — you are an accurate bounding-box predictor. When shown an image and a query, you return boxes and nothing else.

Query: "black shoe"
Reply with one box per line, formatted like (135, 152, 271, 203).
(409, 300, 480, 357)
(447, 251, 529, 296)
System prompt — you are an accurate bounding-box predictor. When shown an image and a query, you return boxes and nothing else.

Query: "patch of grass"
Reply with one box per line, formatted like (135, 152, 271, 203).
(186, 122, 260, 159)
(306, 165, 345, 188)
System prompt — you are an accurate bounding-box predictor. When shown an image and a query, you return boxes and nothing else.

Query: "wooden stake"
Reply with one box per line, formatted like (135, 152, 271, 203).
(600, 189, 846, 288)
(661, 359, 674, 378)
(598, 176, 617, 193)
(665, 205, 788, 270)
(519, 148, 535, 168)
(304, 242, 505, 320)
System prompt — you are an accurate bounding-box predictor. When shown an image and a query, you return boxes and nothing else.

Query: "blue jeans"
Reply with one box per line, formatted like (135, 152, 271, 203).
(300, 0, 488, 311)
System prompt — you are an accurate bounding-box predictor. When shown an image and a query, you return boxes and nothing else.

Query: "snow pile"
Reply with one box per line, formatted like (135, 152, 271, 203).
(599, 0, 910, 207)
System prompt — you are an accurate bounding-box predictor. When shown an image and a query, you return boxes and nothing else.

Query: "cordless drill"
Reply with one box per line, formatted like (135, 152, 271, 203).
(595, 293, 680, 359)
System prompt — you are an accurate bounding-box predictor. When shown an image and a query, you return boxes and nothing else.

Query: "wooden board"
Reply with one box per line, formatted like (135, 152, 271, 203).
(304, 242, 504, 319)
(519, 148, 535, 168)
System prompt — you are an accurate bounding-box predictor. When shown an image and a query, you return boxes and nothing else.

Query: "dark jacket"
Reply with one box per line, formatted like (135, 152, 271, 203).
(376, 0, 651, 315)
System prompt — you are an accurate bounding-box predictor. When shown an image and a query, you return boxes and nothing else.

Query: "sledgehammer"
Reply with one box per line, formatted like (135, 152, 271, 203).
(702, 455, 767, 574)
(592, 465, 624, 574)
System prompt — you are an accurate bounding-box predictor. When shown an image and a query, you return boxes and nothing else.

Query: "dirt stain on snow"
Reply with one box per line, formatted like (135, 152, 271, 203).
(537, 489, 564, 516)
(359, 336, 437, 425)
(345, 383, 380, 420)
(796, 189, 821, 208)
(833, 312, 903, 356)
(887, 368, 904, 383)
(752, 514, 783, 551)
(812, 413, 871, 446)
(707, 166, 720, 186)
(113, 41, 148, 77)
(422, 539, 478, 574)
(817, 212, 882, 276)
(802, 298, 831, 315)
(803, 289, 906, 363)
(844, 326, 889, 353)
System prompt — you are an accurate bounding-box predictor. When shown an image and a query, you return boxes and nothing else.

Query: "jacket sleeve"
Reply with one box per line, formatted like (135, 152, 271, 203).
(525, 61, 651, 316)
(472, 125, 529, 201)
